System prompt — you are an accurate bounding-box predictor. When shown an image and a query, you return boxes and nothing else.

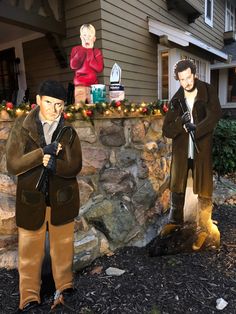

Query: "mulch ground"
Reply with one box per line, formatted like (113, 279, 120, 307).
(0, 203, 236, 314)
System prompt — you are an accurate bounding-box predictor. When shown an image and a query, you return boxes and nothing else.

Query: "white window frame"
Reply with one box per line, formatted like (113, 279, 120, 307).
(179, 53, 210, 83)
(225, 0, 235, 32)
(158, 46, 180, 100)
(218, 68, 236, 108)
(205, 0, 214, 27)
(157, 46, 211, 100)
(211, 62, 236, 108)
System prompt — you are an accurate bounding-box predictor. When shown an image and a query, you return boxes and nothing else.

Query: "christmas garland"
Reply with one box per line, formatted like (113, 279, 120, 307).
(0, 99, 168, 121)
(0, 101, 33, 119)
(64, 99, 168, 122)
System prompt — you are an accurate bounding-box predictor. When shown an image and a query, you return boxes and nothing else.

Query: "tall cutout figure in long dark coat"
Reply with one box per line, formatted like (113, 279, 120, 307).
(162, 59, 221, 250)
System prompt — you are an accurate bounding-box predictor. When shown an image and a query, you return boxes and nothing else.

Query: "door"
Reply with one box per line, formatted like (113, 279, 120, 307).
(0, 48, 18, 104)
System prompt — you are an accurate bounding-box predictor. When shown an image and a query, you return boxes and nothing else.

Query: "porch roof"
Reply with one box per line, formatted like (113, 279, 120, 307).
(148, 18, 229, 62)
(211, 42, 236, 69)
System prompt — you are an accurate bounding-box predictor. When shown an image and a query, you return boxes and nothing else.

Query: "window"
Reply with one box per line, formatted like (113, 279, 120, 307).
(157, 46, 211, 100)
(180, 54, 208, 82)
(225, 0, 235, 32)
(205, 0, 214, 27)
(228, 67, 236, 103)
(0, 48, 18, 104)
(161, 51, 169, 100)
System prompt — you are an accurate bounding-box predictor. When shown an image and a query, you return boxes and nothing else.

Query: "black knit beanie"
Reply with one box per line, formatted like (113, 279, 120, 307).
(38, 80, 67, 101)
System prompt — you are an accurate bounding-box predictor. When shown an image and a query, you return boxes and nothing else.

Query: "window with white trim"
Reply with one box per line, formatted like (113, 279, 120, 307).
(225, 0, 235, 32)
(180, 54, 208, 82)
(160, 51, 169, 100)
(228, 67, 236, 103)
(157, 46, 211, 100)
(205, 0, 214, 27)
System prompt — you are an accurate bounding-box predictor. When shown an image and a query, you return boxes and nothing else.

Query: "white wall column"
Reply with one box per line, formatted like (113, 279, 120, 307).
(219, 68, 228, 107)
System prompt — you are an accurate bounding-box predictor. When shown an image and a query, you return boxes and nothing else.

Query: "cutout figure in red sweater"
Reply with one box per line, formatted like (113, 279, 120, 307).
(70, 24, 104, 103)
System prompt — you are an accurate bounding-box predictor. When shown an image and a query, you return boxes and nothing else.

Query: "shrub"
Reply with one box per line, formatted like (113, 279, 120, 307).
(213, 119, 236, 178)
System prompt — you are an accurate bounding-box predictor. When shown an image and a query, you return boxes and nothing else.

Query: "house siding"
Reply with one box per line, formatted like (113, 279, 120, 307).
(23, 37, 66, 100)
(99, 0, 226, 101)
(23, 0, 102, 101)
(22, 0, 226, 103)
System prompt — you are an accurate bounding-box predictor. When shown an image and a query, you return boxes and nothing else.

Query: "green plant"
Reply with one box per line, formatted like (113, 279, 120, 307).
(213, 119, 236, 178)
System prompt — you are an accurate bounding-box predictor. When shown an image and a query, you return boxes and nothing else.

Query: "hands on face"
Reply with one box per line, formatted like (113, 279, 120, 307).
(80, 29, 96, 49)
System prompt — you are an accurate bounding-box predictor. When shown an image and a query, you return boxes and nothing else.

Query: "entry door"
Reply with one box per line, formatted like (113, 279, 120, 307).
(0, 48, 18, 104)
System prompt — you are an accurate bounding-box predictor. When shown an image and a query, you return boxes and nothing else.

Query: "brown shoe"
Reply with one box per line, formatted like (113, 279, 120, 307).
(160, 223, 181, 237)
(51, 288, 77, 311)
(15, 301, 39, 313)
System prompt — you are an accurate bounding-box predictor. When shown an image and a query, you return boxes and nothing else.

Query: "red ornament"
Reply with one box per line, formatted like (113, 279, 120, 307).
(163, 103, 168, 113)
(115, 101, 121, 107)
(86, 109, 93, 117)
(31, 103, 37, 109)
(142, 107, 148, 113)
(63, 112, 69, 119)
(6, 102, 14, 109)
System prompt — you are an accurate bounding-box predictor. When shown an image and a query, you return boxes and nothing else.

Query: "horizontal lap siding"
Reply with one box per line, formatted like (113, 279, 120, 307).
(185, 0, 225, 50)
(23, 0, 102, 102)
(65, 0, 102, 57)
(145, 0, 224, 50)
(23, 0, 225, 103)
(64, 0, 104, 90)
(100, 0, 225, 101)
(23, 37, 67, 101)
(100, 0, 159, 101)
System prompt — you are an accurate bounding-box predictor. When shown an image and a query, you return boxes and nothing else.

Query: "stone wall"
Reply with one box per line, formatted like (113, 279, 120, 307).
(0, 115, 171, 270)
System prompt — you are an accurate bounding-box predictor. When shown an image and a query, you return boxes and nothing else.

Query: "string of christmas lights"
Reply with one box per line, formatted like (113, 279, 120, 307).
(64, 99, 169, 121)
(0, 99, 169, 121)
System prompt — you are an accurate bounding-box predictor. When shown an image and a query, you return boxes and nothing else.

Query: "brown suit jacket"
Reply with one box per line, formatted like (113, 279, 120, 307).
(6, 107, 82, 230)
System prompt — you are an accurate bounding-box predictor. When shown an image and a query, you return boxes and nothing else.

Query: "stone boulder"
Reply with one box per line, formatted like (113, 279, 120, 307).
(80, 146, 108, 175)
(73, 224, 110, 271)
(0, 192, 17, 235)
(99, 168, 136, 196)
(99, 124, 125, 147)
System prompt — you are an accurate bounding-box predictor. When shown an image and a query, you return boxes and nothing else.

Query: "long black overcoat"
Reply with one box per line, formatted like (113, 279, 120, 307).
(6, 107, 82, 230)
(162, 79, 221, 198)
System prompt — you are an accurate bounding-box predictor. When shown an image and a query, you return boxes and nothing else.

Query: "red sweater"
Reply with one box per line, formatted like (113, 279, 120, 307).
(70, 45, 104, 86)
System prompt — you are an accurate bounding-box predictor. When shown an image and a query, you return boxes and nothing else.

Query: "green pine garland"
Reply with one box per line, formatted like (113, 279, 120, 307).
(0, 99, 169, 122)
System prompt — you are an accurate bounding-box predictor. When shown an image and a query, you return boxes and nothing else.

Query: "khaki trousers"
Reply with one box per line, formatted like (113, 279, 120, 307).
(18, 207, 74, 309)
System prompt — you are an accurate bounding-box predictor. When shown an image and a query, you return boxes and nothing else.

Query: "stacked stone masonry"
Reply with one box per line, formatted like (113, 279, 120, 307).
(0, 115, 172, 270)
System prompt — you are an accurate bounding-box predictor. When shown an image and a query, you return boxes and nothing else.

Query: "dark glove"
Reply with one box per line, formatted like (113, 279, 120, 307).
(45, 155, 56, 174)
(185, 122, 196, 133)
(181, 111, 191, 125)
(43, 141, 58, 156)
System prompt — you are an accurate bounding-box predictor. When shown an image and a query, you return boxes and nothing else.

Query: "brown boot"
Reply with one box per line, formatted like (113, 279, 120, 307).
(168, 192, 185, 225)
(161, 192, 185, 237)
(192, 197, 220, 250)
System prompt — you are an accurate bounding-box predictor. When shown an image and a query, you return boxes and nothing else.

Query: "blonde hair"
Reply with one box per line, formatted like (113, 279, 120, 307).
(80, 24, 96, 36)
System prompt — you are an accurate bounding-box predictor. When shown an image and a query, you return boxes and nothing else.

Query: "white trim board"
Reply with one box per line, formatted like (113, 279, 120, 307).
(148, 18, 228, 61)
(211, 61, 236, 69)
